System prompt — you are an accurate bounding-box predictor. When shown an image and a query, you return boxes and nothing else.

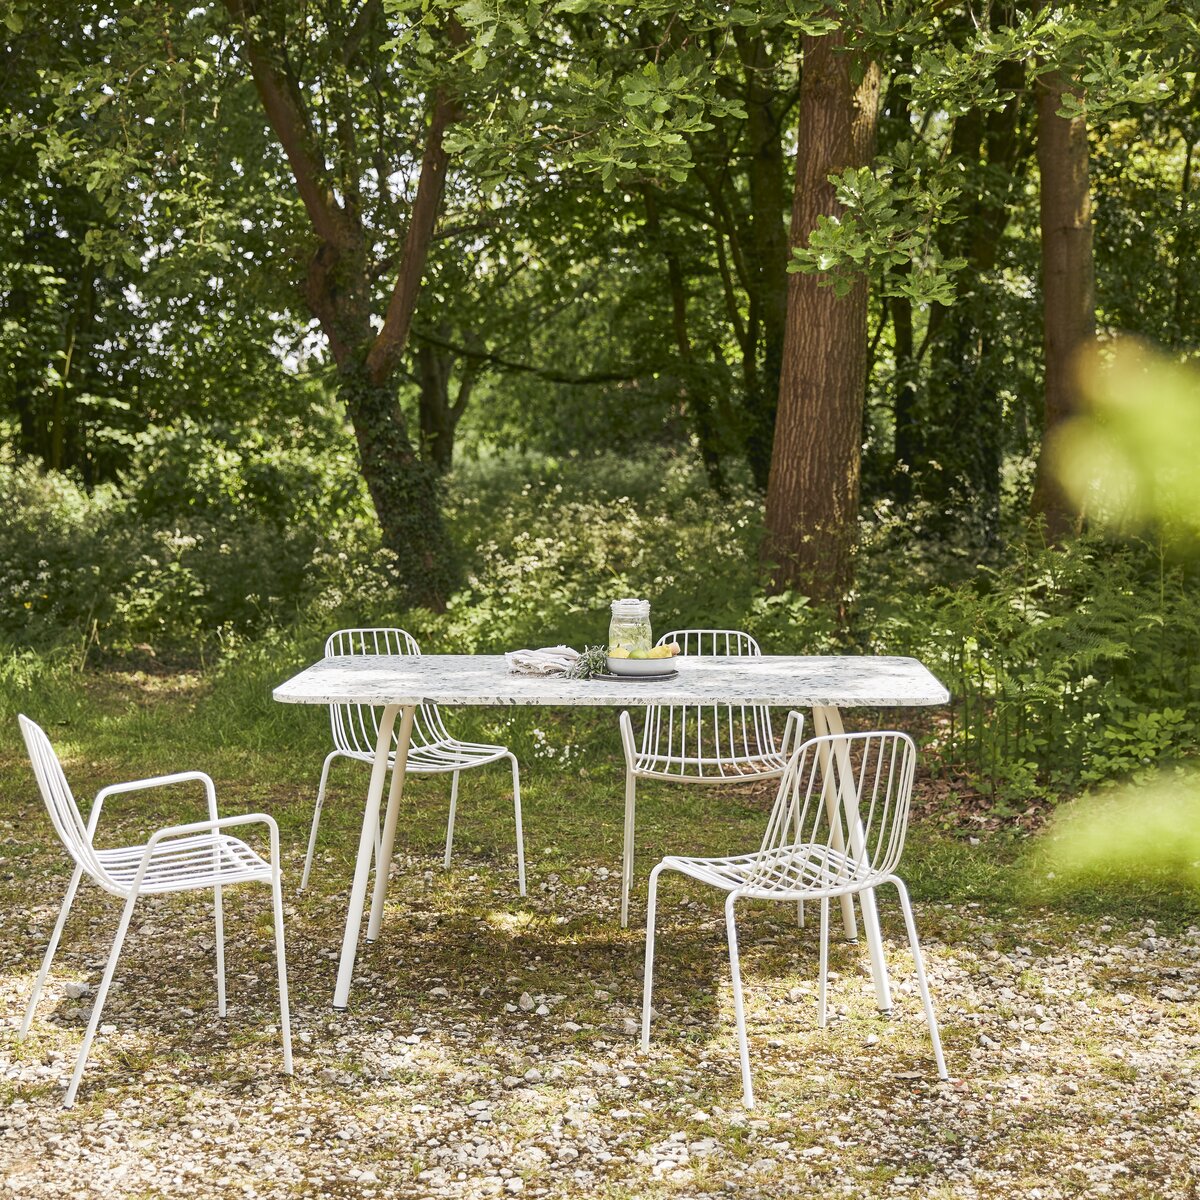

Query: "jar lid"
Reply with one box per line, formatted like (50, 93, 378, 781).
(611, 597, 650, 616)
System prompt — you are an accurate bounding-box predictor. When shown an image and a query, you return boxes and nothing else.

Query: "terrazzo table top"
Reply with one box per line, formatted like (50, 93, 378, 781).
(273, 654, 949, 709)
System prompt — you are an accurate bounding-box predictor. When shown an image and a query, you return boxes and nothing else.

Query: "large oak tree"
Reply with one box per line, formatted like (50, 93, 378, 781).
(763, 23, 880, 603)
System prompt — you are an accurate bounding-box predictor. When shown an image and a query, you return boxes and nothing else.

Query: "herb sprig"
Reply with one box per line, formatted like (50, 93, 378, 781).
(567, 645, 609, 680)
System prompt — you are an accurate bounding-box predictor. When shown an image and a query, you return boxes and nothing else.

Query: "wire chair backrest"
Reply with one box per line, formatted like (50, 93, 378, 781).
(18, 715, 108, 886)
(638, 629, 779, 777)
(324, 628, 453, 755)
(753, 731, 917, 895)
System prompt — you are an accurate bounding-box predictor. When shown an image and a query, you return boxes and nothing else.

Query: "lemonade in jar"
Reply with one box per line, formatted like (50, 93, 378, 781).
(608, 598, 652, 656)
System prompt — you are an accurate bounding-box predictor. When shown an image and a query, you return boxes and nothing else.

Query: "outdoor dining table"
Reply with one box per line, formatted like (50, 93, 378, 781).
(273, 654, 949, 1011)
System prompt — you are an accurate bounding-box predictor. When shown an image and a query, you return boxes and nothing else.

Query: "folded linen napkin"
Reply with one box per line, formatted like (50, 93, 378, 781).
(505, 645, 581, 675)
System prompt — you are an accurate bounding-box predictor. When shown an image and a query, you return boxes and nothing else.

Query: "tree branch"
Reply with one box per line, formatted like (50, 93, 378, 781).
(222, 0, 356, 252)
(413, 329, 648, 386)
(365, 18, 468, 385)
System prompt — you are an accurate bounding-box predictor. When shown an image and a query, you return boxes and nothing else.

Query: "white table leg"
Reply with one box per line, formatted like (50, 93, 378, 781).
(333, 702, 402, 1010)
(812, 705, 893, 1013)
(812, 706, 859, 942)
(367, 703, 417, 944)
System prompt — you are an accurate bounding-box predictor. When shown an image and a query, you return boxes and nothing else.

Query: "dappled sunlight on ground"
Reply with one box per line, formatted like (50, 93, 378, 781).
(2, 828, 1199, 1198)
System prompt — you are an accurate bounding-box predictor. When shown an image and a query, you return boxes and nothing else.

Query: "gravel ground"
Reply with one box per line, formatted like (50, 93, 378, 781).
(3, 827, 1199, 1200)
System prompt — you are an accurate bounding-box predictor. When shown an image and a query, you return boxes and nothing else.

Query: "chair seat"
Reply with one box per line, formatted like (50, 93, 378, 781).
(660, 841, 876, 900)
(633, 749, 790, 781)
(343, 737, 510, 774)
(97, 833, 271, 895)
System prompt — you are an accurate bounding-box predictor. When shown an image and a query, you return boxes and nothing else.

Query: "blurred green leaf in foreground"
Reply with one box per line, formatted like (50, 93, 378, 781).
(1041, 777, 1200, 891)
(1051, 338, 1200, 541)
(1042, 339, 1200, 892)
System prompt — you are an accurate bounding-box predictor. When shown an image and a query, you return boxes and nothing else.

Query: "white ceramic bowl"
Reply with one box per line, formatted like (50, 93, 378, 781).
(606, 655, 677, 677)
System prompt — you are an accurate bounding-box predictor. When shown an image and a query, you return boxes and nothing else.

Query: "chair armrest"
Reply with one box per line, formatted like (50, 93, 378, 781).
(125, 814, 281, 891)
(618, 710, 637, 767)
(779, 710, 805, 759)
(146, 812, 279, 846)
(89, 771, 218, 836)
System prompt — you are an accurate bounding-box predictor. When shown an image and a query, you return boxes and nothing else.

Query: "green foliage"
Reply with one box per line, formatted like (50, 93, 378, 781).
(0, 415, 378, 654)
(788, 152, 967, 304)
(862, 528, 1200, 800)
(1038, 776, 1200, 893)
(1053, 340, 1200, 539)
(430, 453, 778, 651)
(5, 447, 1195, 805)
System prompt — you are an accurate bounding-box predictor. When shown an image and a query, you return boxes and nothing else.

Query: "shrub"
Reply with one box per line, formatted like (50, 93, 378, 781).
(2, 444, 1196, 800)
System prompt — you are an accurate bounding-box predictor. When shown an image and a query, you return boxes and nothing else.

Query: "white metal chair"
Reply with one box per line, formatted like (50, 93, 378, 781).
(16, 714, 293, 1108)
(641, 730, 947, 1108)
(301, 627, 526, 894)
(617, 629, 803, 926)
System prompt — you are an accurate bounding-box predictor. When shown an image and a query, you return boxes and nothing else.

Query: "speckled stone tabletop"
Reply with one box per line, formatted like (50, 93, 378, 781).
(273, 655, 949, 709)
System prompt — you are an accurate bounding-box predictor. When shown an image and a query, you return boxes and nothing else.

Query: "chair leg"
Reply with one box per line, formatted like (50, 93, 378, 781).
(620, 770, 637, 929)
(300, 751, 340, 892)
(893, 878, 948, 1080)
(793, 793, 805, 929)
(20, 865, 83, 1041)
(725, 894, 754, 1109)
(65, 889, 138, 1108)
(271, 870, 294, 1076)
(214, 883, 226, 1018)
(509, 754, 527, 897)
(640, 864, 664, 1052)
(444, 770, 460, 870)
(818, 896, 830, 1029)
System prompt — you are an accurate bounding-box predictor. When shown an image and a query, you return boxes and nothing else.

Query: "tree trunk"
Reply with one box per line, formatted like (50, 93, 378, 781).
(884, 56, 918, 496)
(892, 278, 918, 496)
(763, 28, 880, 602)
(223, 0, 461, 607)
(338, 357, 455, 603)
(921, 60, 1027, 529)
(8, 283, 40, 461)
(416, 338, 476, 474)
(643, 188, 725, 492)
(1030, 69, 1094, 542)
(734, 30, 789, 491)
(1173, 133, 1195, 348)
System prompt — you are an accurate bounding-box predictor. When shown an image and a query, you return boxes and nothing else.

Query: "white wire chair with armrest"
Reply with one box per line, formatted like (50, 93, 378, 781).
(641, 730, 947, 1108)
(17, 714, 293, 1108)
(616, 629, 803, 926)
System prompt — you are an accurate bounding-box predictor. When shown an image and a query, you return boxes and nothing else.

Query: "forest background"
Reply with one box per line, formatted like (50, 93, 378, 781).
(2, 0, 1199, 808)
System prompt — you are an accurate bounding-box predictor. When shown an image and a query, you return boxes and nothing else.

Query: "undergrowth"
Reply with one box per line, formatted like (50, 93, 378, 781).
(2, 449, 1197, 803)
